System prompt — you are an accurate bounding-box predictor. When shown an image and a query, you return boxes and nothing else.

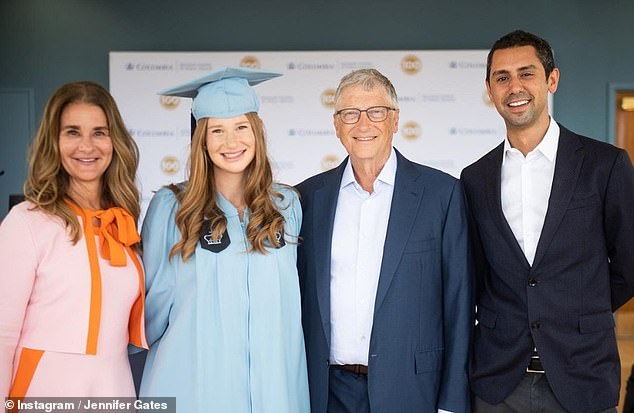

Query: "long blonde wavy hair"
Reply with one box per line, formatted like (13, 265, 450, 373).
(23, 81, 140, 243)
(170, 112, 287, 260)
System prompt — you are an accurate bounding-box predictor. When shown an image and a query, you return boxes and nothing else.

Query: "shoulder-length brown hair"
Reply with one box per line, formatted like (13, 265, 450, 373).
(170, 112, 286, 260)
(23, 81, 140, 243)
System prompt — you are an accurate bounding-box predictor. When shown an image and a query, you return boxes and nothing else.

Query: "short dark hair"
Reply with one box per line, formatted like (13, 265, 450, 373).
(486, 30, 556, 82)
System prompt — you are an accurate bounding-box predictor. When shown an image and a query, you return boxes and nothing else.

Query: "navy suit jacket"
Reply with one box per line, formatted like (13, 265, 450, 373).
(461, 124, 634, 413)
(297, 150, 473, 413)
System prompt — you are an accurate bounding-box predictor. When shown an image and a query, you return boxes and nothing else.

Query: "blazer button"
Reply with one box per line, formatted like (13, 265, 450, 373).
(528, 279, 538, 287)
(531, 321, 541, 329)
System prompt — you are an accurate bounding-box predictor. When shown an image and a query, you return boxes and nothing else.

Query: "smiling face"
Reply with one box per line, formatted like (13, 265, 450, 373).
(334, 84, 399, 168)
(59, 102, 113, 197)
(205, 114, 256, 182)
(487, 45, 559, 133)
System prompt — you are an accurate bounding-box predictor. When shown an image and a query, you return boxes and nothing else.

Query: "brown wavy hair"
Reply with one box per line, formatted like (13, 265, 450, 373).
(23, 81, 140, 243)
(170, 112, 287, 260)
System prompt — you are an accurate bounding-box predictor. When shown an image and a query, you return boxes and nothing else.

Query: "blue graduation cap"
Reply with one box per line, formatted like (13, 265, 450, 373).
(159, 67, 282, 120)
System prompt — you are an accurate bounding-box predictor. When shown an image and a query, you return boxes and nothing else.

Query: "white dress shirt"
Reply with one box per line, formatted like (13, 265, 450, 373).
(501, 118, 560, 265)
(330, 149, 396, 366)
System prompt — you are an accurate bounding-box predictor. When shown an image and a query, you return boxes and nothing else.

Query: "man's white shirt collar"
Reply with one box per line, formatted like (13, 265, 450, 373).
(340, 148, 397, 192)
(503, 118, 560, 163)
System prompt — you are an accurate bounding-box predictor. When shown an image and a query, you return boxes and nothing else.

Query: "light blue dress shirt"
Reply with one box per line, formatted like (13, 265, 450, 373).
(139, 184, 310, 413)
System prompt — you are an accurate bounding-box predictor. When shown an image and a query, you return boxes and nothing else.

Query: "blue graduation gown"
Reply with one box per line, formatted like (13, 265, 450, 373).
(139, 184, 310, 413)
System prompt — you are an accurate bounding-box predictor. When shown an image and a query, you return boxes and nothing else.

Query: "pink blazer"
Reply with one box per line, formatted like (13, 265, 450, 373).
(0, 201, 147, 397)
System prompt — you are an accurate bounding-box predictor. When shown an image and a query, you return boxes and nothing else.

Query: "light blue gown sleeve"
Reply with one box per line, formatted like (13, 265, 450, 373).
(141, 188, 180, 347)
(276, 185, 302, 239)
(287, 188, 302, 239)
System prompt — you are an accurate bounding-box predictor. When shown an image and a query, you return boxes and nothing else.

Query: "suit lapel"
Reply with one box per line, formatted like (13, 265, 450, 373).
(313, 159, 346, 346)
(374, 152, 425, 312)
(532, 126, 584, 269)
(486, 143, 531, 268)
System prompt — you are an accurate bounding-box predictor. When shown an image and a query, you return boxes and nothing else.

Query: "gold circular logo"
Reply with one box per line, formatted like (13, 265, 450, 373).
(240, 56, 261, 69)
(401, 121, 421, 140)
(160, 155, 180, 175)
(159, 95, 180, 110)
(320, 89, 337, 109)
(321, 154, 340, 171)
(401, 55, 422, 75)
(483, 90, 495, 107)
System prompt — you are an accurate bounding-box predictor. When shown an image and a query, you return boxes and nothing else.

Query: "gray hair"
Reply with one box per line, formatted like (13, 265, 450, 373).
(334, 69, 399, 109)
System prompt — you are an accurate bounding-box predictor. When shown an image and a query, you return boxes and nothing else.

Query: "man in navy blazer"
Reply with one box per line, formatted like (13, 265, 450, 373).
(461, 30, 634, 413)
(297, 69, 473, 413)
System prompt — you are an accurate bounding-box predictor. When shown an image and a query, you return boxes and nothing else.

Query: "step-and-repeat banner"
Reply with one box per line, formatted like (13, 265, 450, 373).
(110, 51, 524, 214)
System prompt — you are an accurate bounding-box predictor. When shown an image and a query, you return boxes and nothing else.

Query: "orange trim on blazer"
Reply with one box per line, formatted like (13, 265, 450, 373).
(126, 246, 146, 348)
(8, 347, 44, 407)
(80, 210, 102, 355)
(67, 200, 147, 353)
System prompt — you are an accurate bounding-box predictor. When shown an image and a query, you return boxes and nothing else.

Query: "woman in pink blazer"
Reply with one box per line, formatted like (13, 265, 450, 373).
(0, 81, 147, 401)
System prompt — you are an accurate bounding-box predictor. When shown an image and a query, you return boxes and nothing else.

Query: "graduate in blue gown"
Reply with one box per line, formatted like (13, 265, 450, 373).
(139, 67, 310, 413)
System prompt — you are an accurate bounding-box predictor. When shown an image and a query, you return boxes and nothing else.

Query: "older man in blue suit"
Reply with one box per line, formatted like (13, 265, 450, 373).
(297, 69, 473, 413)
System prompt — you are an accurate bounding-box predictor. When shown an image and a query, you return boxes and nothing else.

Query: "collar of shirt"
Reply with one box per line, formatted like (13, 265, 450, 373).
(340, 147, 397, 194)
(502, 117, 560, 164)
(215, 191, 246, 219)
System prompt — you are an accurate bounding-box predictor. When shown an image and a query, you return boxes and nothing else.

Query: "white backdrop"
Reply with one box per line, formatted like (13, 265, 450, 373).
(109, 50, 522, 214)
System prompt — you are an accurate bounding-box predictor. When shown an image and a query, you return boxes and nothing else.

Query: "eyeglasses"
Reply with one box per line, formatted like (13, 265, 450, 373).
(335, 106, 396, 124)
